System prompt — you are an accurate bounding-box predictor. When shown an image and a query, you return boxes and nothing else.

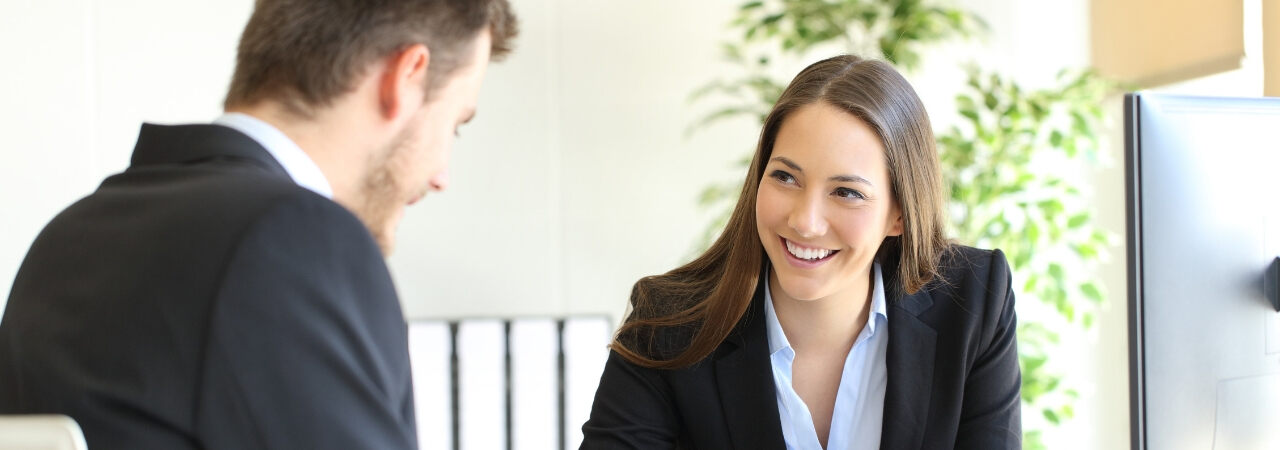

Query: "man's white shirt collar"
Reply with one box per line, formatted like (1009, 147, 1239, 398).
(213, 112, 334, 199)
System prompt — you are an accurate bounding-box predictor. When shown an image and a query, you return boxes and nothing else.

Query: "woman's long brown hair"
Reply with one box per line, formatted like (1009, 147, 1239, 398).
(613, 55, 950, 369)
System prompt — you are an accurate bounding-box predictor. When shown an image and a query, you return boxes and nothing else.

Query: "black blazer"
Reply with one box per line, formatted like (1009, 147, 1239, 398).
(0, 124, 417, 449)
(581, 246, 1021, 449)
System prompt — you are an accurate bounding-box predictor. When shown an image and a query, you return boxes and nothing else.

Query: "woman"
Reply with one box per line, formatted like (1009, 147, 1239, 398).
(581, 55, 1021, 449)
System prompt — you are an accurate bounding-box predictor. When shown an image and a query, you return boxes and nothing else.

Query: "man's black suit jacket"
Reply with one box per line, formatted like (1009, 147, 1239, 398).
(581, 246, 1021, 449)
(0, 124, 417, 449)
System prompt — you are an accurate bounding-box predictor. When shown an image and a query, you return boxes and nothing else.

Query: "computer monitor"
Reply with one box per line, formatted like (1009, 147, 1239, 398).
(1126, 93, 1280, 450)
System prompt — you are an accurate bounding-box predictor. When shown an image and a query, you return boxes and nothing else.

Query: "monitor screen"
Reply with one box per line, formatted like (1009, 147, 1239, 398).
(1126, 93, 1280, 450)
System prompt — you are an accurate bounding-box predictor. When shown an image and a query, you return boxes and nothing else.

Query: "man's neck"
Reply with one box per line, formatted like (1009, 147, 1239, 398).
(224, 102, 373, 204)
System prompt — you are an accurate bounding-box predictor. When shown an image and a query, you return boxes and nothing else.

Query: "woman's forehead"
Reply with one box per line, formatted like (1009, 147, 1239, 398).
(770, 103, 889, 180)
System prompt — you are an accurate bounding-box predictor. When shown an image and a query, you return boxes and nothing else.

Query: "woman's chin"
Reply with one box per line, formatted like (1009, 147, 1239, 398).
(772, 274, 830, 302)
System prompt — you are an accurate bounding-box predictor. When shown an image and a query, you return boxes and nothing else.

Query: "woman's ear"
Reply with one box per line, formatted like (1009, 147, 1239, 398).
(887, 209, 904, 237)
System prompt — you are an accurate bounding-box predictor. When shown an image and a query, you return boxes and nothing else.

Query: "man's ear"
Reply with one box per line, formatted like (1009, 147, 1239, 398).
(379, 44, 430, 120)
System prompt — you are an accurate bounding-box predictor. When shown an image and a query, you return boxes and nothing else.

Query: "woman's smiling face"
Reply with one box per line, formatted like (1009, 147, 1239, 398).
(755, 101, 903, 302)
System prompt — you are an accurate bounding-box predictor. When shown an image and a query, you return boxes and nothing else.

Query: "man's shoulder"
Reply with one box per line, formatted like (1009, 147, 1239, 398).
(92, 158, 361, 242)
(167, 173, 383, 278)
(31, 161, 377, 290)
(232, 187, 380, 263)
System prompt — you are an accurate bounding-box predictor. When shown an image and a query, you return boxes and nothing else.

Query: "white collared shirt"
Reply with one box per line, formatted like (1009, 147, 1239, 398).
(764, 263, 889, 450)
(212, 112, 333, 199)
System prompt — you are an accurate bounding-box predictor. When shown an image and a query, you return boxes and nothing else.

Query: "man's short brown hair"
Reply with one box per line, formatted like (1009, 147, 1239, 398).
(224, 0, 517, 115)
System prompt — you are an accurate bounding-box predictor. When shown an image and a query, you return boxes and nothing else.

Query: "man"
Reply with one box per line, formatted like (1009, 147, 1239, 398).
(0, 1, 517, 448)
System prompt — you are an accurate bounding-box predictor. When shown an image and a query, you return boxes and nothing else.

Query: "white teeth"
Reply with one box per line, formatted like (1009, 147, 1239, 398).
(785, 240, 832, 261)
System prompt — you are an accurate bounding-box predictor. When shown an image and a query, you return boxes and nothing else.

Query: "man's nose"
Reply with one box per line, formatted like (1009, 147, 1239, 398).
(428, 170, 449, 192)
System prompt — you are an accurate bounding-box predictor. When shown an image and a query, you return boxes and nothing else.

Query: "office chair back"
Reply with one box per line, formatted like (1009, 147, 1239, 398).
(0, 415, 88, 450)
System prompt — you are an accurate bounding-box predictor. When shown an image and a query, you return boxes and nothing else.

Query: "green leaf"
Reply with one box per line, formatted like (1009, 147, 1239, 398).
(1023, 383, 1044, 400)
(1037, 199, 1064, 216)
(739, 1, 763, 10)
(1049, 130, 1064, 147)
(966, 73, 982, 91)
(1023, 355, 1047, 372)
(1013, 250, 1032, 270)
(1043, 409, 1061, 425)
(1067, 213, 1089, 228)
(1048, 263, 1064, 280)
(1025, 431, 1045, 450)
(1072, 110, 1089, 134)
(1030, 101, 1047, 120)
(1080, 282, 1103, 303)
(859, 9, 878, 24)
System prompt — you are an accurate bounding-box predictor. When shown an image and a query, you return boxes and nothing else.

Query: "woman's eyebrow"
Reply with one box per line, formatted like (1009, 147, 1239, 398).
(771, 156, 873, 186)
(830, 174, 872, 186)
(771, 156, 803, 172)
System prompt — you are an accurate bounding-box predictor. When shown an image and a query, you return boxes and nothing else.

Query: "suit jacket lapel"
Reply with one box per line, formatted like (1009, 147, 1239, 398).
(880, 285, 938, 450)
(715, 277, 786, 449)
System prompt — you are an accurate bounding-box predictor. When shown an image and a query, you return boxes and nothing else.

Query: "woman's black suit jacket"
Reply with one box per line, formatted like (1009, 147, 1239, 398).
(581, 245, 1021, 449)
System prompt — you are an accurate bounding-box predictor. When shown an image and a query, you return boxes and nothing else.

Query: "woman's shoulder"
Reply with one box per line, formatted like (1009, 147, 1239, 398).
(935, 244, 1011, 284)
(921, 244, 1014, 316)
(614, 278, 705, 362)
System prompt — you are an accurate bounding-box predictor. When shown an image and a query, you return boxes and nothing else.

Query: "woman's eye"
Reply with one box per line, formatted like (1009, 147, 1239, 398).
(834, 187, 866, 200)
(769, 170, 796, 184)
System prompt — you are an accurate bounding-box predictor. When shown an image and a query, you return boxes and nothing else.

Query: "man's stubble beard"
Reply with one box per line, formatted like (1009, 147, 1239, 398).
(348, 129, 413, 257)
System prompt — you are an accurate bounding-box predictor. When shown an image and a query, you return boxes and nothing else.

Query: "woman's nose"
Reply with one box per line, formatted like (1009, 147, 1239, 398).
(787, 194, 827, 239)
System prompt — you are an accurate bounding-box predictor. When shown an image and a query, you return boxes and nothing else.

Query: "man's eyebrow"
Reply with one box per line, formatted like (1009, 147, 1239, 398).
(461, 109, 476, 124)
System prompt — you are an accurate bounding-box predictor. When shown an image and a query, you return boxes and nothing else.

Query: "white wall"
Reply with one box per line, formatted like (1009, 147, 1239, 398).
(1, 0, 1136, 448)
(388, 0, 754, 323)
(0, 0, 254, 316)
